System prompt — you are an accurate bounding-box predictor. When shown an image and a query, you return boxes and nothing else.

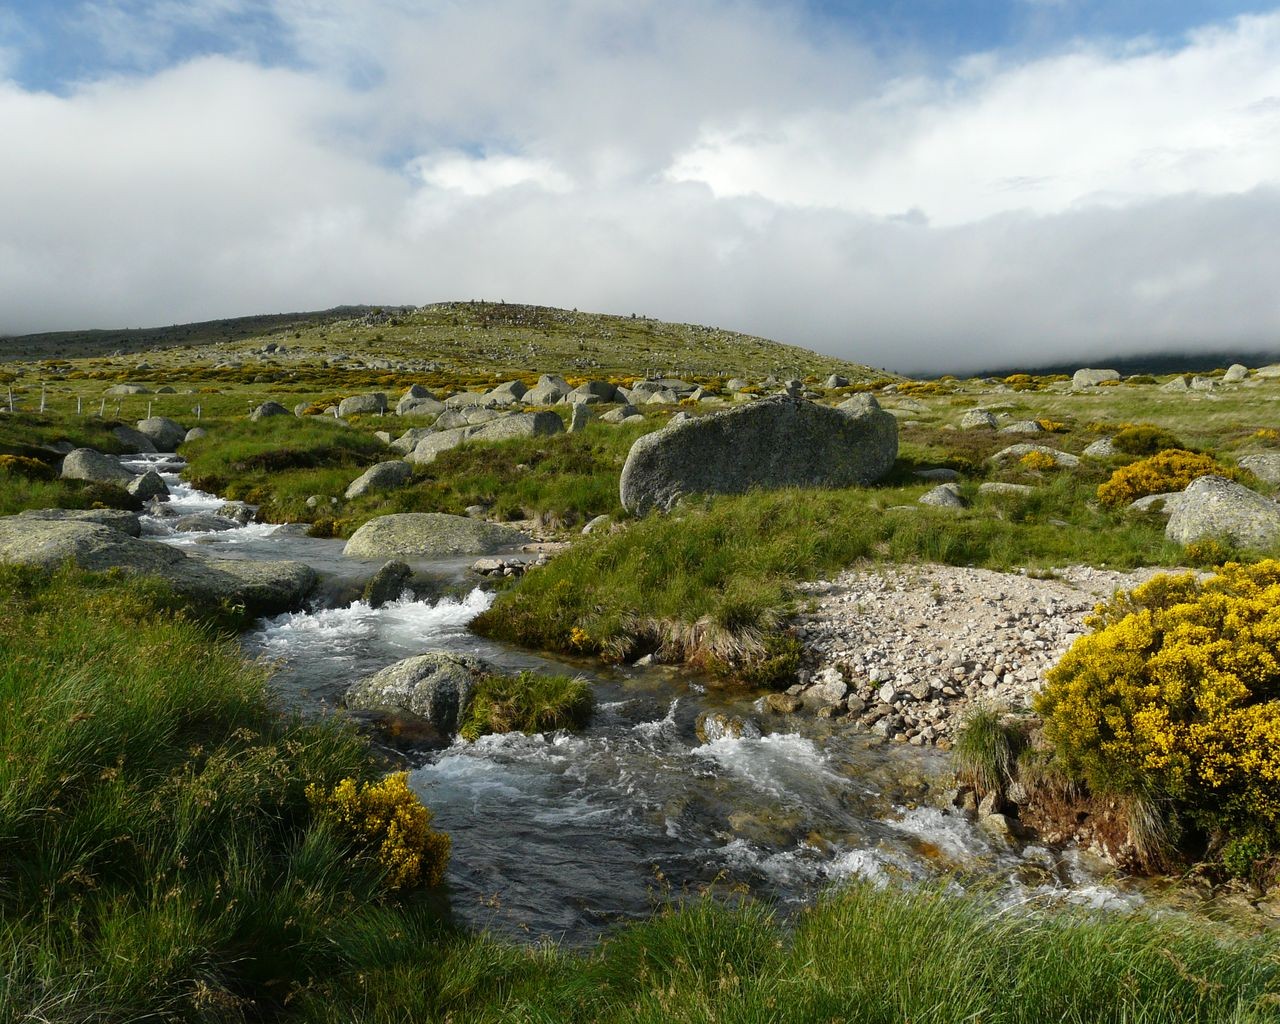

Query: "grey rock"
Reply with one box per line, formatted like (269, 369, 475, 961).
(915, 467, 960, 482)
(569, 402, 591, 432)
(978, 482, 1035, 497)
(406, 427, 477, 464)
(15, 508, 141, 536)
(184, 427, 208, 443)
(215, 502, 255, 525)
(111, 425, 157, 454)
(61, 448, 135, 484)
(1160, 376, 1190, 392)
(469, 411, 565, 443)
(960, 410, 999, 430)
(1166, 475, 1280, 549)
(525, 375, 571, 405)
(1190, 376, 1216, 392)
(135, 417, 186, 451)
(485, 380, 528, 405)
(344, 460, 413, 500)
(566, 381, 618, 405)
(363, 560, 412, 608)
(582, 514, 610, 534)
(989, 444, 1080, 468)
(127, 470, 169, 501)
(249, 401, 290, 421)
(824, 374, 849, 389)
(601, 405, 640, 424)
(1084, 437, 1117, 458)
(979, 812, 1018, 842)
(1224, 363, 1249, 383)
(1128, 492, 1187, 515)
(0, 518, 314, 615)
(1256, 365, 1280, 380)
(1238, 453, 1280, 485)
(919, 483, 968, 509)
(174, 512, 239, 533)
(344, 651, 491, 737)
(999, 420, 1044, 434)
(396, 396, 445, 417)
(1072, 368, 1120, 389)
(435, 408, 503, 430)
(343, 512, 526, 558)
(338, 393, 387, 417)
(619, 395, 898, 515)
(391, 427, 436, 454)
(444, 391, 494, 408)
(401, 384, 435, 400)
(765, 692, 803, 714)
(694, 712, 761, 744)
(104, 383, 151, 396)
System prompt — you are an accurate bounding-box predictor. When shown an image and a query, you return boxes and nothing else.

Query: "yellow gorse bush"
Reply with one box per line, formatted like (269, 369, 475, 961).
(1036, 560, 1280, 841)
(1019, 451, 1057, 472)
(306, 773, 451, 890)
(1096, 449, 1234, 508)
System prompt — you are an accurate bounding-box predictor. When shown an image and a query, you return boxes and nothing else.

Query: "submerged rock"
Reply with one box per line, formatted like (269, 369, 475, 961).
(694, 712, 762, 744)
(619, 395, 897, 515)
(343, 512, 526, 558)
(363, 560, 412, 608)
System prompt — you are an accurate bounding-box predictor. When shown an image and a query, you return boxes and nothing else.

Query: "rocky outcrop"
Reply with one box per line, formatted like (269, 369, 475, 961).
(1165, 476, 1280, 548)
(14, 508, 141, 536)
(343, 512, 526, 558)
(619, 395, 898, 515)
(344, 460, 413, 500)
(61, 448, 135, 485)
(0, 517, 315, 614)
(345, 652, 491, 739)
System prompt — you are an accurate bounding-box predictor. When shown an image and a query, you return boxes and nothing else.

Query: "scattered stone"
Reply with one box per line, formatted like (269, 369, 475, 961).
(824, 374, 849, 389)
(338, 393, 388, 417)
(104, 383, 151, 396)
(960, 410, 998, 430)
(601, 405, 640, 424)
(1128, 492, 1186, 515)
(999, 420, 1044, 434)
(344, 460, 413, 500)
(619, 395, 897, 515)
(1083, 437, 1117, 458)
(1072, 368, 1120, 389)
(343, 513, 526, 558)
(111, 425, 157, 454)
(250, 401, 290, 421)
(1160, 376, 1190, 392)
(919, 483, 968, 509)
(525, 374, 571, 405)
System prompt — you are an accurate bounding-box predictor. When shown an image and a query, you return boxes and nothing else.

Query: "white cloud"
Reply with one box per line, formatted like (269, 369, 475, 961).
(1, 1, 1279, 374)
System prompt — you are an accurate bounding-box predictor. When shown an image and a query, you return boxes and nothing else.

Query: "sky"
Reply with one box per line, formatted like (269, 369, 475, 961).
(1, 1, 1278, 373)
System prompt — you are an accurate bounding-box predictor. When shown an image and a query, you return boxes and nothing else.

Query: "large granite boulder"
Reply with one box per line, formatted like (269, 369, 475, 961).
(345, 652, 491, 739)
(960, 410, 998, 430)
(250, 401, 290, 421)
(1237, 453, 1280, 485)
(344, 460, 413, 500)
(111, 425, 157, 454)
(135, 417, 186, 450)
(127, 470, 170, 501)
(524, 374, 571, 405)
(618, 394, 897, 515)
(469, 411, 564, 442)
(343, 513, 526, 558)
(0, 518, 315, 615)
(338, 393, 387, 417)
(1166, 476, 1280, 549)
(1072, 368, 1120, 389)
(406, 426, 477, 464)
(396, 395, 445, 417)
(61, 448, 136, 485)
(1223, 364, 1249, 383)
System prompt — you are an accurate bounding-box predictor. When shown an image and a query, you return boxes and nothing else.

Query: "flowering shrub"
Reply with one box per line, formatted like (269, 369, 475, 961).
(1252, 428, 1280, 444)
(1035, 419, 1067, 433)
(306, 773, 450, 890)
(1036, 561, 1280, 858)
(1019, 451, 1058, 472)
(1096, 450, 1236, 508)
(0, 454, 53, 479)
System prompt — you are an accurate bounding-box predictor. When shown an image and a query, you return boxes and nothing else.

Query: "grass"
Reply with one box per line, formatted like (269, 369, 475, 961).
(953, 708, 1025, 797)
(474, 477, 1189, 681)
(458, 671, 594, 741)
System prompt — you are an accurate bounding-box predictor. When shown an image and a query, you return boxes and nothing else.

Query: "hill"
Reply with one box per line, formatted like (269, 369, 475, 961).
(1, 302, 893, 382)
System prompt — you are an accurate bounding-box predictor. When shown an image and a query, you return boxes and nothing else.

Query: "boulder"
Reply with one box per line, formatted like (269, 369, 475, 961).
(127, 470, 169, 502)
(184, 427, 208, 443)
(694, 712, 761, 744)
(469, 411, 564, 443)
(111, 425, 157, 454)
(444, 391, 494, 409)
(1238, 453, 1280, 485)
(485, 380, 528, 405)
(0, 518, 314, 614)
(215, 501, 256, 525)
(1190, 376, 1216, 392)
(525, 375, 571, 405)
(391, 427, 436, 455)
(342, 513, 526, 558)
(135, 417, 186, 451)
(978, 482, 1035, 497)
(919, 483, 968, 509)
(999, 420, 1044, 434)
(406, 427, 477, 464)
(363, 560, 412, 608)
(1072, 368, 1120, 389)
(1256, 365, 1280, 380)
(401, 384, 435, 401)
(174, 512, 239, 533)
(1160, 376, 1190, 392)
(250, 401, 290, 421)
(15, 508, 141, 536)
(344, 460, 413, 500)
(569, 403, 591, 433)
(566, 381, 618, 405)
(61, 448, 135, 485)
(960, 410, 998, 430)
(396, 396, 445, 417)
(989, 444, 1080, 468)
(1166, 476, 1280, 549)
(1128, 492, 1186, 516)
(1223, 364, 1249, 383)
(104, 383, 150, 396)
(619, 395, 896, 515)
(345, 651, 491, 739)
(435, 408, 504, 430)
(338, 393, 387, 417)
(824, 374, 849, 389)
(601, 405, 641, 424)
(1083, 437, 1118, 458)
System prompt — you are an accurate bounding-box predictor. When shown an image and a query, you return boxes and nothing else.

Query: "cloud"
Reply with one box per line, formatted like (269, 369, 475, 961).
(1, 1, 1279, 374)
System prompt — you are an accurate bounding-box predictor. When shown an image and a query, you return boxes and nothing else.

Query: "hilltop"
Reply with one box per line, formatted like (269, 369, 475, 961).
(2, 301, 892, 382)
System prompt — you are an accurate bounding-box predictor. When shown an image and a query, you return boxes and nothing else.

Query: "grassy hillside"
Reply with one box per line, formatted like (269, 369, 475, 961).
(2, 301, 893, 382)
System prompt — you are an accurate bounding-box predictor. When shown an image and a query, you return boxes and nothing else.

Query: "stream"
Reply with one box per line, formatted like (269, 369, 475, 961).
(124, 452, 1145, 943)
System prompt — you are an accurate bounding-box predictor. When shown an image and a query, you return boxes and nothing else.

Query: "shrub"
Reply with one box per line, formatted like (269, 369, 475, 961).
(458, 671, 593, 740)
(1035, 560, 1280, 868)
(1035, 419, 1067, 432)
(1252, 428, 1280, 443)
(306, 772, 451, 891)
(0, 454, 53, 480)
(1111, 426, 1188, 457)
(954, 709, 1024, 796)
(1019, 451, 1058, 472)
(1096, 450, 1235, 508)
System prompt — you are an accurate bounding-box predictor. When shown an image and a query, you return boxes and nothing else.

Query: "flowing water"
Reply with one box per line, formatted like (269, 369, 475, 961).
(126, 452, 1145, 943)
